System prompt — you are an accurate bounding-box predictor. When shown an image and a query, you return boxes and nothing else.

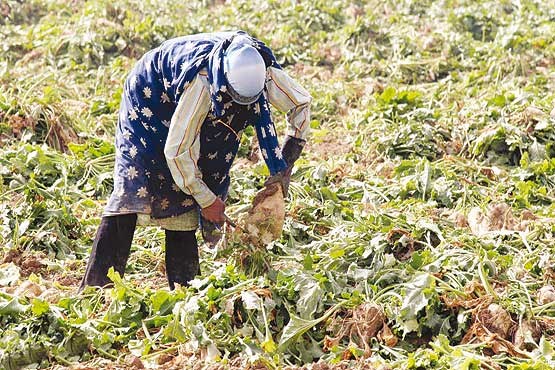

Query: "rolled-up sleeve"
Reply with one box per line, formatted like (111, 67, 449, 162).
(164, 75, 217, 209)
(266, 67, 312, 140)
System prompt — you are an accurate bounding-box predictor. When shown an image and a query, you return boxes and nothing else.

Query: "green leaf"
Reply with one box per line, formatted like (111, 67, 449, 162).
(31, 299, 50, 316)
(0, 298, 27, 316)
(380, 86, 397, 104)
(302, 254, 313, 270)
(207, 286, 222, 301)
(397, 90, 422, 104)
(410, 252, 424, 269)
(399, 273, 434, 333)
(150, 290, 173, 315)
(329, 248, 345, 259)
(320, 187, 339, 201)
(488, 94, 507, 107)
(279, 302, 344, 350)
(261, 337, 277, 353)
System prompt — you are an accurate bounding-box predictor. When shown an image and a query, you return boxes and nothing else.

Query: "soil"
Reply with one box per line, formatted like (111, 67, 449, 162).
(1, 248, 83, 296)
(306, 137, 352, 162)
(2, 248, 47, 277)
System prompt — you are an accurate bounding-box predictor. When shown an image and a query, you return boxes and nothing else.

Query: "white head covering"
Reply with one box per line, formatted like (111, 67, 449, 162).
(223, 37, 266, 105)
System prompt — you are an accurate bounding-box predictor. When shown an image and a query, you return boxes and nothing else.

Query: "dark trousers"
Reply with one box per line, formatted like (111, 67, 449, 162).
(80, 214, 200, 290)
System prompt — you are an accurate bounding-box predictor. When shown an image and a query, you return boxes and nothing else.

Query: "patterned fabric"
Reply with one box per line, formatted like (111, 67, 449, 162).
(198, 94, 262, 198)
(204, 33, 288, 175)
(105, 31, 288, 220)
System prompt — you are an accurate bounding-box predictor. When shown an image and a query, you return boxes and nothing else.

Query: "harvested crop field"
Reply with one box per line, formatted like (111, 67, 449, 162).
(2, 0, 555, 369)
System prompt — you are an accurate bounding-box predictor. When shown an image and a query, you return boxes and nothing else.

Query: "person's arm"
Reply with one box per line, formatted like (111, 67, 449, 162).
(265, 67, 312, 194)
(266, 66, 312, 142)
(164, 75, 217, 209)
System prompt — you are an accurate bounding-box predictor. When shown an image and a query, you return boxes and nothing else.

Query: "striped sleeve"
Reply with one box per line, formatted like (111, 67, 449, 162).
(164, 74, 217, 209)
(266, 67, 312, 140)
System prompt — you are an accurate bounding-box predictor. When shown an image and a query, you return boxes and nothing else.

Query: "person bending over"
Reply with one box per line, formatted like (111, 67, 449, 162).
(80, 31, 311, 290)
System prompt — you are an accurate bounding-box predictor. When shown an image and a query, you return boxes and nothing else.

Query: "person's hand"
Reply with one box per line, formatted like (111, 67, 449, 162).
(201, 197, 226, 224)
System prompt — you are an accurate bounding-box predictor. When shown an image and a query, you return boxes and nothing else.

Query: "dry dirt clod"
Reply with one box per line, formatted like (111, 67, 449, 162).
(537, 285, 555, 305)
(521, 210, 538, 221)
(487, 203, 517, 231)
(157, 353, 174, 365)
(467, 203, 525, 236)
(448, 211, 469, 228)
(2, 248, 47, 277)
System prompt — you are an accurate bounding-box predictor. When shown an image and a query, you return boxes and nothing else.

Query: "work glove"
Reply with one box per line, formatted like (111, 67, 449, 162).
(265, 136, 306, 196)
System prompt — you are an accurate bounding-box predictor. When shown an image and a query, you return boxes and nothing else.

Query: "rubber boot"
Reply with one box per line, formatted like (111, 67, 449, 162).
(164, 230, 200, 290)
(79, 214, 137, 290)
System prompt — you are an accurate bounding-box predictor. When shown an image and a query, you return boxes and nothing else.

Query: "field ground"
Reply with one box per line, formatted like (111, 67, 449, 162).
(2, 0, 555, 369)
